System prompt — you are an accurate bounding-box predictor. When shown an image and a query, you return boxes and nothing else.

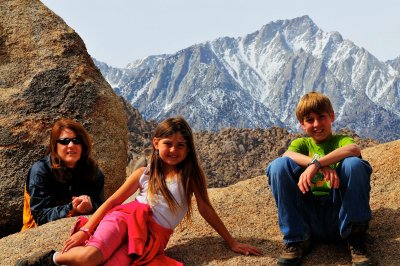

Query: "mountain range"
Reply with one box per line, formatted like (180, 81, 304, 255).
(95, 15, 400, 142)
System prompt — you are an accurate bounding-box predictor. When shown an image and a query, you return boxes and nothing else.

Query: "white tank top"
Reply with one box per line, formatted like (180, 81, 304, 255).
(135, 169, 188, 230)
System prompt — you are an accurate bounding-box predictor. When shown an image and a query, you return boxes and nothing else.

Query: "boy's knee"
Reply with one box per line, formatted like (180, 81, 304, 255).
(340, 157, 372, 187)
(266, 157, 297, 188)
(266, 157, 291, 176)
(342, 157, 371, 174)
(342, 156, 362, 167)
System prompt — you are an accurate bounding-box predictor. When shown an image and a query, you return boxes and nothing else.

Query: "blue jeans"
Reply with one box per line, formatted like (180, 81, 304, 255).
(266, 156, 372, 244)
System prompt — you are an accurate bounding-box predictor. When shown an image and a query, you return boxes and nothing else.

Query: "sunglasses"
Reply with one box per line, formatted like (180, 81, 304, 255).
(57, 138, 81, 145)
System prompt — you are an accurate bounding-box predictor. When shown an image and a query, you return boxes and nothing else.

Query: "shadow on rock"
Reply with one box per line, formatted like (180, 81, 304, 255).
(166, 236, 279, 265)
(369, 207, 400, 264)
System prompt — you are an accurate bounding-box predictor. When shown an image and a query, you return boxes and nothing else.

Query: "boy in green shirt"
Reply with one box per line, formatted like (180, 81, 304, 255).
(266, 92, 374, 266)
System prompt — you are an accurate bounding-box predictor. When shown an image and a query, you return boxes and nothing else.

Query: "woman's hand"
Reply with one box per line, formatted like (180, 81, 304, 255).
(62, 231, 89, 253)
(72, 195, 93, 214)
(229, 240, 262, 256)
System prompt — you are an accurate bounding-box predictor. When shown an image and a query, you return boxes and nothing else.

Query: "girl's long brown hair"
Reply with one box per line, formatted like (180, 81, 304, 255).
(48, 118, 98, 183)
(148, 117, 211, 220)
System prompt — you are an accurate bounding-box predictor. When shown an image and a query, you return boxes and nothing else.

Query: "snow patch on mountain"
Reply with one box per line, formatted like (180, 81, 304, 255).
(94, 16, 400, 142)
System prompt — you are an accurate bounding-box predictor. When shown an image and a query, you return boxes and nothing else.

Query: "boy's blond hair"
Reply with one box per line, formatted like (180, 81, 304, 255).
(296, 92, 334, 122)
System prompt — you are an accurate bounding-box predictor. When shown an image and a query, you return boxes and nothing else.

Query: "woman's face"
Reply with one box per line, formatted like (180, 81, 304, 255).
(56, 128, 82, 168)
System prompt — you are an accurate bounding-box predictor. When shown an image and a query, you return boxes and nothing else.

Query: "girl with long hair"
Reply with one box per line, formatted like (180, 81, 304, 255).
(52, 116, 261, 265)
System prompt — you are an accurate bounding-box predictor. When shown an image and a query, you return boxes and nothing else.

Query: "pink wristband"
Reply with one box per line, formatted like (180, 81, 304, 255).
(79, 227, 92, 237)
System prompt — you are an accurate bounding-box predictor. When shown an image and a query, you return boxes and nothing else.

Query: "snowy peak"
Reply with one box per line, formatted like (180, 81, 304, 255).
(95, 16, 400, 141)
(387, 56, 400, 73)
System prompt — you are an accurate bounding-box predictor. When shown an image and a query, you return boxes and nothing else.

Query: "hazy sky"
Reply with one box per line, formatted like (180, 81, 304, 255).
(41, 0, 400, 68)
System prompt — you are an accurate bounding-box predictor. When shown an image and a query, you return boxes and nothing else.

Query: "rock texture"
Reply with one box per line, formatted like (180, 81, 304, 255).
(0, 0, 127, 237)
(2, 140, 398, 266)
(128, 126, 379, 188)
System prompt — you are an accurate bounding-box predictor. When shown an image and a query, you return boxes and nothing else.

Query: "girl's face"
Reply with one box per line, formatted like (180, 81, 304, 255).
(153, 132, 189, 168)
(57, 128, 82, 168)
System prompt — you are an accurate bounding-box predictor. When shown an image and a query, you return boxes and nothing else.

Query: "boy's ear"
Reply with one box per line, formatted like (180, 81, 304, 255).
(330, 111, 335, 122)
(299, 119, 306, 130)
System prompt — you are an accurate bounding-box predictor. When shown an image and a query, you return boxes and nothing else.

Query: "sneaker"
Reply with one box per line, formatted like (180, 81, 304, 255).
(15, 250, 56, 266)
(348, 233, 375, 266)
(277, 239, 312, 265)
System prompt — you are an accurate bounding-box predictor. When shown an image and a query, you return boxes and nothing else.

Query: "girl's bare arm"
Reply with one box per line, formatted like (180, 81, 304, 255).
(63, 167, 145, 252)
(194, 189, 262, 256)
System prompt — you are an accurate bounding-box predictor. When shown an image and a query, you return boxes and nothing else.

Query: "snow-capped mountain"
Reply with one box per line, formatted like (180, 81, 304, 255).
(95, 15, 400, 142)
(387, 56, 400, 73)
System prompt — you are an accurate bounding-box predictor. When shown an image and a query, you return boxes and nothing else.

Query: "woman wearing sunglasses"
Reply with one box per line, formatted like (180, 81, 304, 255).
(21, 119, 105, 231)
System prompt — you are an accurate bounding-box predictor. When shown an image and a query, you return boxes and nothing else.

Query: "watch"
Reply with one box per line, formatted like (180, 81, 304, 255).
(307, 157, 322, 169)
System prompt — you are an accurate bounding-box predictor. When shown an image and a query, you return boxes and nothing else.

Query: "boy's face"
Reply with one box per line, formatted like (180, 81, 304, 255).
(300, 111, 334, 143)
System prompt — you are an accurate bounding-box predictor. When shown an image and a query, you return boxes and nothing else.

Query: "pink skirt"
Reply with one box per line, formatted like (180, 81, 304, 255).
(71, 201, 183, 266)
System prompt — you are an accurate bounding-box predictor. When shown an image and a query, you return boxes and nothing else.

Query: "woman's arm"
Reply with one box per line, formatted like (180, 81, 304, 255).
(74, 169, 106, 215)
(194, 189, 262, 256)
(28, 161, 72, 225)
(89, 168, 106, 210)
(62, 167, 146, 252)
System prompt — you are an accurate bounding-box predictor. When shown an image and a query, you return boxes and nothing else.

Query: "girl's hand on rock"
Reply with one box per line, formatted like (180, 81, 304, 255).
(62, 231, 88, 253)
(230, 240, 263, 256)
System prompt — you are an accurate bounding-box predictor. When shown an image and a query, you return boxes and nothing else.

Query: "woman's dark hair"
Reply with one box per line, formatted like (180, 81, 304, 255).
(48, 118, 98, 183)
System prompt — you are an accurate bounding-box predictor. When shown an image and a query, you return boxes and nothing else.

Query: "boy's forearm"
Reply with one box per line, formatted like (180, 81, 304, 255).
(282, 151, 311, 167)
(283, 144, 361, 168)
(318, 144, 361, 166)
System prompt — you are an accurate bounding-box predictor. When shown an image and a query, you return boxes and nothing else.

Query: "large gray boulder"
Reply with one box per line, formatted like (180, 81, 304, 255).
(0, 0, 128, 237)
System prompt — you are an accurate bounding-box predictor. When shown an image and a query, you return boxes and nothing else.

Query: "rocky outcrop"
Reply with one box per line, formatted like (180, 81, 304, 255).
(120, 96, 156, 176)
(194, 127, 299, 187)
(0, 0, 127, 237)
(121, 97, 156, 158)
(1, 140, 399, 265)
(128, 125, 379, 188)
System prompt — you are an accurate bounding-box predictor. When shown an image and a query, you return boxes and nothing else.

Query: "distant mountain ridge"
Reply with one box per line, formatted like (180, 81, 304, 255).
(387, 56, 400, 72)
(95, 15, 400, 142)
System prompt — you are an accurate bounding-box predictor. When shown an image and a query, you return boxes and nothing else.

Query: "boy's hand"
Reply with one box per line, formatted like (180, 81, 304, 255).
(298, 164, 318, 193)
(320, 167, 340, 189)
(298, 165, 340, 193)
